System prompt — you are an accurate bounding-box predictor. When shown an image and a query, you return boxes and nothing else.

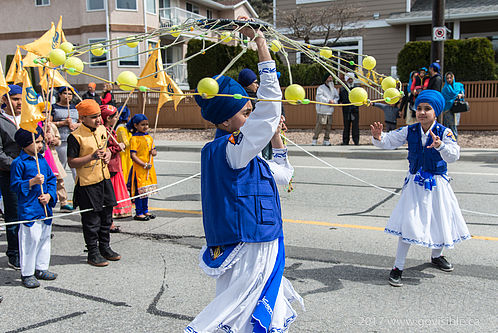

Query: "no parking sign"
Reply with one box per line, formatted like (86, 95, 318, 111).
(433, 26, 447, 41)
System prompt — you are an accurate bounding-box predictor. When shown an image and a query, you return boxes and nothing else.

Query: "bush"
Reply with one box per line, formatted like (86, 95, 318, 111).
(397, 38, 495, 82)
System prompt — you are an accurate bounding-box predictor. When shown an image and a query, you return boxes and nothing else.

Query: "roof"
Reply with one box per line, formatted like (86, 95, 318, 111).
(193, 0, 258, 18)
(387, 0, 498, 25)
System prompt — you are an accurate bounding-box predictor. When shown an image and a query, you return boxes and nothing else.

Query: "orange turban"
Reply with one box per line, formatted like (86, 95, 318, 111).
(76, 99, 101, 116)
(88, 82, 97, 89)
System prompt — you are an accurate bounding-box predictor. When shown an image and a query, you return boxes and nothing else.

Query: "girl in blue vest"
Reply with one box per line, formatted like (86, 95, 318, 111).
(371, 90, 470, 287)
(185, 20, 303, 333)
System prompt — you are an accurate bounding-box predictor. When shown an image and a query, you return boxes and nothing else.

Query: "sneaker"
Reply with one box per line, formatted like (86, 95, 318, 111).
(311, 139, 317, 146)
(100, 247, 121, 261)
(388, 267, 403, 287)
(21, 275, 40, 289)
(87, 252, 109, 267)
(431, 256, 454, 272)
(35, 270, 58, 280)
(60, 204, 75, 212)
(8, 256, 20, 270)
(323, 140, 331, 146)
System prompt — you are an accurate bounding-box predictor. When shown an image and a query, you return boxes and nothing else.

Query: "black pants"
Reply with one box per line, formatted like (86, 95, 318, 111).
(0, 171, 19, 259)
(342, 110, 359, 145)
(81, 206, 113, 251)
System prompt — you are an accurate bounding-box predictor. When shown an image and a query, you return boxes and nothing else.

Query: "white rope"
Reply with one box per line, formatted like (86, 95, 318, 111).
(0, 172, 201, 227)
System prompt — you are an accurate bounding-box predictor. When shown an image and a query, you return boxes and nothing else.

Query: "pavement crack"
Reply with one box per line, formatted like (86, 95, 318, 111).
(6, 311, 86, 333)
(45, 287, 131, 307)
(338, 187, 402, 216)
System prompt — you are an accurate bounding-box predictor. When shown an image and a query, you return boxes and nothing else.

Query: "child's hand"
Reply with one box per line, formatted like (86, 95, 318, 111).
(92, 148, 106, 160)
(30, 174, 44, 187)
(118, 143, 126, 151)
(38, 193, 51, 205)
(427, 130, 441, 149)
(143, 163, 152, 170)
(151, 148, 157, 157)
(103, 150, 112, 164)
(370, 122, 383, 141)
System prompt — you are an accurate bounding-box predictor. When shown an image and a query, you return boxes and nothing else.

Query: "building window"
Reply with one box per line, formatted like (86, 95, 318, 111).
(118, 39, 139, 67)
(146, 0, 156, 13)
(116, 0, 137, 10)
(206, 9, 213, 19)
(159, 0, 169, 8)
(35, 0, 50, 6)
(186, 2, 199, 14)
(89, 38, 108, 68)
(87, 0, 104, 11)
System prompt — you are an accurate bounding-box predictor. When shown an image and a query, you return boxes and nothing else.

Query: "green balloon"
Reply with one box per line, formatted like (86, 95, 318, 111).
(139, 86, 149, 92)
(302, 99, 310, 104)
(233, 94, 242, 99)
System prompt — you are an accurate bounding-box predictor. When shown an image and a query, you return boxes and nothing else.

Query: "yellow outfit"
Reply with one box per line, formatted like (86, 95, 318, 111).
(71, 124, 110, 186)
(130, 133, 157, 196)
(116, 124, 133, 182)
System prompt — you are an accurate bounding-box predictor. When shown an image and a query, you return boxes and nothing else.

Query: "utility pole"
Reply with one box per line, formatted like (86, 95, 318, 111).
(431, 0, 445, 73)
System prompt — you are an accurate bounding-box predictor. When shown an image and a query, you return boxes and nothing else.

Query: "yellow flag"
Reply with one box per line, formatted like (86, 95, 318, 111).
(38, 67, 75, 93)
(162, 73, 184, 111)
(21, 22, 57, 57)
(22, 52, 42, 68)
(20, 70, 45, 133)
(138, 43, 168, 89)
(5, 47, 23, 84)
(0, 61, 9, 97)
(55, 16, 67, 46)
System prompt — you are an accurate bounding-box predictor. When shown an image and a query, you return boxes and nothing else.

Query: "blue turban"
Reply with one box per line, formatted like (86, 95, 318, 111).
(429, 62, 440, 73)
(2, 84, 22, 109)
(118, 105, 131, 122)
(126, 113, 148, 132)
(414, 90, 445, 116)
(238, 68, 257, 88)
(57, 86, 72, 94)
(195, 76, 248, 124)
(15, 126, 44, 149)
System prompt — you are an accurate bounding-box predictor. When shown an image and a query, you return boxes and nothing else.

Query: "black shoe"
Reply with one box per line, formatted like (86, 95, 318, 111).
(354, 142, 360, 146)
(100, 247, 121, 261)
(431, 256, 454, 272)
(134, 215, 150, 221)
(145, 213, 156, 219)
(8, 256, 20, 270)
(110, 226, 121, 233)
(87, 252, 109, 267)
(340, 142, 349, 145)
(388, 267, 403, 287)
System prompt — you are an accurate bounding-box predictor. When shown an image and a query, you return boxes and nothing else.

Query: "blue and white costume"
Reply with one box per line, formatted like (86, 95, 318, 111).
(185, 61, 303, 333)
(372, 122, 470, 248)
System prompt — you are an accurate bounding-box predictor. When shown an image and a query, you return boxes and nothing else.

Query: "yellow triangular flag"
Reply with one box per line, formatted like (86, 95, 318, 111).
(138, 43, 168, 89)
(5, 47, 23, 84)
(55, 16, 67, 46)
(162, 73, 184, 111)
(22, 52, 42, 68)
(20, 22, 56, 57)
(20, 70, 45, 133)
(39, 67, 75, 93)
(0, 61, 10, 97)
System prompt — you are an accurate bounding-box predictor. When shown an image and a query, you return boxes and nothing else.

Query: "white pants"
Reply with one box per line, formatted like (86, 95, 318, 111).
(19, 222, 52, 277)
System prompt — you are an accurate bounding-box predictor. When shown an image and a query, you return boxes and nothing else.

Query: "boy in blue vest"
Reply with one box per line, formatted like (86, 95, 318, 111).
(185, 21, 302, 333)
(11, 126, 58, 288)
(371, 90, 470, 287)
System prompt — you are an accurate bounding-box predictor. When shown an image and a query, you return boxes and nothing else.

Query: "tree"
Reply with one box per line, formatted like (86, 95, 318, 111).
(280, 0, 362, 46)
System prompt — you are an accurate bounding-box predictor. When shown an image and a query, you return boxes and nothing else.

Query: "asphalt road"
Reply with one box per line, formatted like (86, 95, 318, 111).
(1, 149, 497, 332)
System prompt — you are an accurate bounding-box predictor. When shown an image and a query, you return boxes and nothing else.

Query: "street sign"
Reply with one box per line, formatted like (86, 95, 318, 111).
(433, 26, 447, 41)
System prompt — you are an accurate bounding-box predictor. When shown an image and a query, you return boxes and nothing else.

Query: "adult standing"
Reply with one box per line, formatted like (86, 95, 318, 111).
(338, 72, 360, 145)
(441, 72, 465, 139)
(426, 63, 443, 92)
(312, 73, 339, 146)
(82, 82, 102, 105)
(0, 85, 22, 269)
(51, 87, 79, 181)
(101, 83, 116, 106)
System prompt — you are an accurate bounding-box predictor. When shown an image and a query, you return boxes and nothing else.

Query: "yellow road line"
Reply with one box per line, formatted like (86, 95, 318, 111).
(148, 207, 497, 241)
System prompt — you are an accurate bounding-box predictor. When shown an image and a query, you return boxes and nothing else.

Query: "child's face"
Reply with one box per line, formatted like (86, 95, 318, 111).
(134, 120, 149, 133)
(106, 113, 118, 127)
(222, 101, 252, 132)
(81, 113, 102, 128)
(416, 103, 436, 127)
(24, 135, 44, 156)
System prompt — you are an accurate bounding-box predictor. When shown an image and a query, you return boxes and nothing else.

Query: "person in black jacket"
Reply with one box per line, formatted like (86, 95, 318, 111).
(81, 82, 102, 105)
(338, 73, 360, 145)
(427, 62, 443, 92)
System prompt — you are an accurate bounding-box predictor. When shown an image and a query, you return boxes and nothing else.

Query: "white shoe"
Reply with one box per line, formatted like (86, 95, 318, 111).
(311, 139, 317, 146)
(323, 140, 331, 146)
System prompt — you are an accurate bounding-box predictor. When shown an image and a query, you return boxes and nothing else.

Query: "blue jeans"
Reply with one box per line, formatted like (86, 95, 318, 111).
(135, 197, 148, 216)
(0, 171, 19, 259)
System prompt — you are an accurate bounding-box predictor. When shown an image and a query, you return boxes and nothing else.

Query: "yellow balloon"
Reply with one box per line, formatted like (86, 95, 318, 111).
(381, 76, 397, 91)
(59, 42, 74, 54)
(117, 71, 138, 91)
(270, 40, 282, 53)
(284, 84, 306, 105)
(197, 78, 219, 99)
(63, 57, 84, 76)
(170, 26, 181, 38)
(348, 87, 368, 106)
(383, 88, 401, 104)
(319, 47, 332, 59)
(125, 37, 138, 48)
(48, 49, 67, 66)
(220, 32, 232, 43)
(362, 56, 376, 70)
(91, 43, 105, 57)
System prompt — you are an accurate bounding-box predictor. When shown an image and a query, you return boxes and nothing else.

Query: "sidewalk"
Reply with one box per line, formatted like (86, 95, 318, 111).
(155, 140, 498, 163)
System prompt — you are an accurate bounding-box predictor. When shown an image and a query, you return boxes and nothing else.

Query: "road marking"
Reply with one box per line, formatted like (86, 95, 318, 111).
(148, 207, 498, 241)
(154, 159, 498, 177)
